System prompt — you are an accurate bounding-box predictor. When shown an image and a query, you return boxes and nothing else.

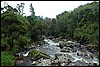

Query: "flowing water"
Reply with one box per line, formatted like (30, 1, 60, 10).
(16, 38, 99, 66)
(36, 39, 99, 66)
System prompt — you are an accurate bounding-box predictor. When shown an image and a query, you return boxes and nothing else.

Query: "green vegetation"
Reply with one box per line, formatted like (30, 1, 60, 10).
(1, 51, 14, 66)
(29, 50, 50, 59)
(1, 3, 30, 66)
(1, 1, 99, 66)
(1, 12, 30, 51)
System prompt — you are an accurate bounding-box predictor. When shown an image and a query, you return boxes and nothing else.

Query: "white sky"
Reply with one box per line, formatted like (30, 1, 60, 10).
(1, 1, 95, 18)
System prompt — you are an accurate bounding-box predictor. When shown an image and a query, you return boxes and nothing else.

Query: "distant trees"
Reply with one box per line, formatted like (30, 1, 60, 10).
(40, 1, 99, 46)
(1, 1, 99, 51)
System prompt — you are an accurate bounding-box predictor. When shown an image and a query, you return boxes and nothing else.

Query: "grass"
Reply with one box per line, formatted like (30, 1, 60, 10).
(1, 51, 15, 66)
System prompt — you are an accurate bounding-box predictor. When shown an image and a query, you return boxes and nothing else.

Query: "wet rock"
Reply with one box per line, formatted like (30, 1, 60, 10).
(16, 56, 32, 66)
(72, 49, 77, 53)
(75, 43, 81, 47)
(54, 53, 71, 63)
(61, 47, 71, 52)
(52, 38, 55, 41)
(36, 59, 51, 66)
(55, 38, 59, 43)
(42, 35, 46, 40)
(53, 59, 59, 63)
(62, 39, 67, 42)
(88, 63, 93, 66)
(93, 63, 98, 66)
(85, 44, 99, 56)
(48, 36, 53, 39)
(67, 60, 89, 66)
(31, 61, 39, 65)
(59, 41, 64, 48)
(59, 40, 76, 48)
(67, 62, 77, 66)
(16, 60, 24, 65)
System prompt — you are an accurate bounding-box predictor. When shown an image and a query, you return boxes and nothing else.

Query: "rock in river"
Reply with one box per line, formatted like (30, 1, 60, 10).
(61, 47, 71, 52)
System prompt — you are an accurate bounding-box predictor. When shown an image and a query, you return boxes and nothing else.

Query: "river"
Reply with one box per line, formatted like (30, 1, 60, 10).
(16, 38, 99, 66)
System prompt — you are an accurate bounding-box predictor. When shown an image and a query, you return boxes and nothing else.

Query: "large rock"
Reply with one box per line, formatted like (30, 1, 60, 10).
(29, 50, 51, 61)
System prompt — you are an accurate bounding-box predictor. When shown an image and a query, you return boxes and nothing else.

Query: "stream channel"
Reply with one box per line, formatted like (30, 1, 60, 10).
(16, 38, 99, 66)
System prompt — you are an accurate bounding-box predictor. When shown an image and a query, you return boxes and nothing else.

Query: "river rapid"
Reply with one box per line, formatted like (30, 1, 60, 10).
(16, 38, 99, 66)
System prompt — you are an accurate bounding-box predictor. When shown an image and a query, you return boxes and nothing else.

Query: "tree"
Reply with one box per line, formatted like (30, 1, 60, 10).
(16, 3, 25, 16)
(29, 3, 36, 22)
(1, 11, 30, 52)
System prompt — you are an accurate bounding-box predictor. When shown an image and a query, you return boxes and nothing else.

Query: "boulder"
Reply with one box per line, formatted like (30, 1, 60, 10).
(29, 50, 51, 61)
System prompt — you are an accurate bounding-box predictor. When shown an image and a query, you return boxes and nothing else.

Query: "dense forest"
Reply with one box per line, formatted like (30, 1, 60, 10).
(1, 1, 99, 66)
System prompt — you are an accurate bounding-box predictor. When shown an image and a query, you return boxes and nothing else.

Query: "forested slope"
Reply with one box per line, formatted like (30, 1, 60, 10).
(1, 1, 99, 66)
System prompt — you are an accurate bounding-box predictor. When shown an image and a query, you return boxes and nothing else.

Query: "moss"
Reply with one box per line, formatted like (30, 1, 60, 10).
(29, 50, 50, 60)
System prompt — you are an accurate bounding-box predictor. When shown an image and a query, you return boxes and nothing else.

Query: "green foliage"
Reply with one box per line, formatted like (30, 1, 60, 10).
(40, 1, 99, 46)
(1, 51, 14, 66)
(31, 1, 98, 47)
(29, 3, 36, 21)
(1, 37, 8, 47)
(1, 11, 30, 51)
(1, 1, 99, 66)
(72, 2, 99, 45)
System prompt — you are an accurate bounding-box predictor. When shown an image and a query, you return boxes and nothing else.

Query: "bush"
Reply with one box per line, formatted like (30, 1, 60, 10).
(1, 51, 15, 66)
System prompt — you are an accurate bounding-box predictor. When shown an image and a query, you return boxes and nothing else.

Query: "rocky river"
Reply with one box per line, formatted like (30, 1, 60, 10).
(15, 38, 99, 66)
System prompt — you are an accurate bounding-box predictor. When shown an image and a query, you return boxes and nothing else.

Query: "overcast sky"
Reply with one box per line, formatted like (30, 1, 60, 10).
(1, 1, 95, 18)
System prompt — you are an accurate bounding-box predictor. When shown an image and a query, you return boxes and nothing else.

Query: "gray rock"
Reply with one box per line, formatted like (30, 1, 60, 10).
(59, 40, 77, 48)
(55, 53, 70, 63)
(67, 60, 88, 66)
(36, 59, 51, 66)
(61, 47, 71, 52)
(16, 60, 24, 65)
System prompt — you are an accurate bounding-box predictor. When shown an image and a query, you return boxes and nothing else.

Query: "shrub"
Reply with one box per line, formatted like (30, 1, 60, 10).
(1, 51, 15, 66)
